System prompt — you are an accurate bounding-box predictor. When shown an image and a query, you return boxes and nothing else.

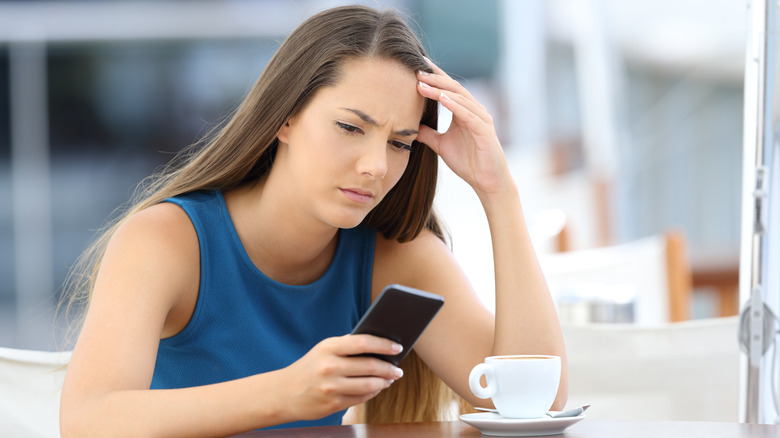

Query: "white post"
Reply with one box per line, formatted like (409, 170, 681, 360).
(570, 0, 621, 181)
(9, 31, 55, 349)
(498, 0, 547, 148)
(739, 0, 779, 424)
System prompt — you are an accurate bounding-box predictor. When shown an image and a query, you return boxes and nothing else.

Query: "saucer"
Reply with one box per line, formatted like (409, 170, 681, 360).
(459, 411, 586, 436)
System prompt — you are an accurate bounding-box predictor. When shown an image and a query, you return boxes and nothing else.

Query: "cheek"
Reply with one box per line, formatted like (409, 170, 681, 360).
(295, 129, 338, 169)
(283, 136, 337, 195)
(384, 153, 411, 190)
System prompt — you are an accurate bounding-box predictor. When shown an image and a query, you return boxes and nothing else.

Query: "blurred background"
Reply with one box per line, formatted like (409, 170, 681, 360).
(0, 0, 749, 349)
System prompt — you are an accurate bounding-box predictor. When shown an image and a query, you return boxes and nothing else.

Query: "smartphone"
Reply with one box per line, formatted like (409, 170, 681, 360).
(350, 284, 444, 366)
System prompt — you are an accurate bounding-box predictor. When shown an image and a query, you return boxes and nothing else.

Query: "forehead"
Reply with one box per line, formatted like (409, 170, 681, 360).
(309, 57, 425, 127)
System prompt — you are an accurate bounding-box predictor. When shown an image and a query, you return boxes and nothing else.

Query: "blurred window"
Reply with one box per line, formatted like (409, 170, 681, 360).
(1, 40, 276, 303)
(416, 0, 499, 78)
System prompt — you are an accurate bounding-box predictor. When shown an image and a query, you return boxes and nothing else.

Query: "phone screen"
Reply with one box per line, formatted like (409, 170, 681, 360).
(350, 284, 444, 366)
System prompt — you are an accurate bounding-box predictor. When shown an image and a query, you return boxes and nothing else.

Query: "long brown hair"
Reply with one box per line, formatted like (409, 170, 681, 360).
(59, 5, 468, 424)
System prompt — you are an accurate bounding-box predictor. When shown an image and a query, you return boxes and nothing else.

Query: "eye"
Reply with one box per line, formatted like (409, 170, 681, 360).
(389, 140, 413, 152)
(336, 121, 363, 134)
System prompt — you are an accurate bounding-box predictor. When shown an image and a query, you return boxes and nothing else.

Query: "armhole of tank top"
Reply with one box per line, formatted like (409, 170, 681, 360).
(158, 198, 206, 345)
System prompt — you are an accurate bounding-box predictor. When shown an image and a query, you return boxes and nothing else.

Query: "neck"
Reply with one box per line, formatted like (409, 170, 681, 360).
(223, 179, 339, 285)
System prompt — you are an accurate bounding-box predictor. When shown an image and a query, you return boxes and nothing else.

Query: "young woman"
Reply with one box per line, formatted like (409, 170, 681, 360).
(59, 5, 567, 437)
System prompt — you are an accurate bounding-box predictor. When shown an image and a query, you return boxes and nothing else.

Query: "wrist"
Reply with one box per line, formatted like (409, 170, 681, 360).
(251, 369, 296, 427)
(477, 179, 521, 216)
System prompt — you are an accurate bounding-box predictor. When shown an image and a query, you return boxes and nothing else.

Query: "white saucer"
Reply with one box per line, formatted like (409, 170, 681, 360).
(459, 411, 586, 436)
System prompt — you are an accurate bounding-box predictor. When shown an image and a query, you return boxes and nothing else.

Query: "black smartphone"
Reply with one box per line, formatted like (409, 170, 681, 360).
(350, 284, 444, 366)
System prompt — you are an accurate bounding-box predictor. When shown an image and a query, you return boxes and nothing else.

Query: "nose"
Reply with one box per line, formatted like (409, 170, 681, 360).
(356, 138, 388, 180)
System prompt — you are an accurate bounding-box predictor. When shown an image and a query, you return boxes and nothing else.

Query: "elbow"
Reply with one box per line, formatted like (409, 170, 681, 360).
(61, 393, 161, 438)
(551, 385, 569, 411)
(60, 394, 100, 438)
(551, 361, 569, 411)
(59, 402, 85, 438)
(60, 394, 110, 438)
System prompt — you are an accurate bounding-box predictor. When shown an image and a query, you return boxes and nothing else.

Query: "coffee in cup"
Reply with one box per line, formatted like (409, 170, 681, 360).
(468, 355, 561, 418)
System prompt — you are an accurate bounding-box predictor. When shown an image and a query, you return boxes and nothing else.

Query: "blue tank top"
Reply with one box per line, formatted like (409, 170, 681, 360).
(150, 190, 375, 429)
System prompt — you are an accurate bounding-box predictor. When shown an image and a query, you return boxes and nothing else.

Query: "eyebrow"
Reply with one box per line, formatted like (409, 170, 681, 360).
(340, 107, 419, 137)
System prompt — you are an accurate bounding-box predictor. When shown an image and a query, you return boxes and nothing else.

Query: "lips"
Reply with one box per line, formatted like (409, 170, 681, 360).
(340, 188, 373, 204)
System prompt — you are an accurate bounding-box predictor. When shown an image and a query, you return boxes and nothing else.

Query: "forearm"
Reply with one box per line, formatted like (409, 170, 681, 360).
(415, 56, 567, 408)
(61, 371, 290, 438)
(61, 333, 402, 437)
(479, 182, 568, 407)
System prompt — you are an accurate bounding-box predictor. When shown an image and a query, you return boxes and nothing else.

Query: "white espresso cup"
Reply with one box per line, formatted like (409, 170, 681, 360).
(468, 355, 561, 419)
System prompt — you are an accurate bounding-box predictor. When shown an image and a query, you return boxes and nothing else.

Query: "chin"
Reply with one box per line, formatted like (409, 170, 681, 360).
(325, 209, 372, 230)
(330, 216, 367, 230)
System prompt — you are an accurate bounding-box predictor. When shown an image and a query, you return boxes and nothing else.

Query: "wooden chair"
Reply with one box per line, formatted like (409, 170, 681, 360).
(691, 253, 740, 317)
(539, 230, 693, 323)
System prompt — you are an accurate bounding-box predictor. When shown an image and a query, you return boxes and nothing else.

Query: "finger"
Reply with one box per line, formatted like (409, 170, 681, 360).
(340, 390, 383, 407)
(438, 92, 494, 135)
(332, 334, 403, 357)
(418, 81, 492, 127)
(420, 58, 482, 105)
(341, 355, 404, 380)
(416, 124, 443, 155)
(418, 69, 477, 103)
(423, 56, 447, 76)
(338, 376, 395, 397)
(319, 383, 385, 413)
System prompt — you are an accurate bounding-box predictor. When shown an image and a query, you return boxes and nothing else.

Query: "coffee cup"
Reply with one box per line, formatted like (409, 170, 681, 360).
(468, 355, 561, 419)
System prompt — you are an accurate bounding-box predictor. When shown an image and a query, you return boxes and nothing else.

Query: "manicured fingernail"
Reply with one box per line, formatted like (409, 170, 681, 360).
(392, 343, 403, 353)
(386, 379, 394, 387)
(418, 81, 430, 89)
(418, 70, 430, 76)
(440, 92, 451, 101)
(393, 367, 404, 378)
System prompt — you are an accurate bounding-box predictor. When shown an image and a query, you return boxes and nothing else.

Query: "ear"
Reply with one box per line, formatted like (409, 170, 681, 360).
(277, 117, 296, 144)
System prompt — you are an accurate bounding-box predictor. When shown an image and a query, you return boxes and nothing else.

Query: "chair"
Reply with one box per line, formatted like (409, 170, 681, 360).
(562, 316, 740, 421)
(539, 230, 692, 324)
(0, 347, 71, 437)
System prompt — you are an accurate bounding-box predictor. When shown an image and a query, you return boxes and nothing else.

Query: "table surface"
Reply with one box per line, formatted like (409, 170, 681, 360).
(231, 419, 780, 438)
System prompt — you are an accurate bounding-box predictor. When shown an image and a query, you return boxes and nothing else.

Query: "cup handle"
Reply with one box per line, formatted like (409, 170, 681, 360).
(468, 363, 496, 399)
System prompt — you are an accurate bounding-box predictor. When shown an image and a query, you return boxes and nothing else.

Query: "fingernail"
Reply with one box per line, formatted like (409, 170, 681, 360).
(385, 379, 394, 388)
(418, 70, 430, 76)
(392, 343, 403, 353)
(440, 92, 451, 101)
(418, 81, 430, 89)
(393, 367, 404, 379)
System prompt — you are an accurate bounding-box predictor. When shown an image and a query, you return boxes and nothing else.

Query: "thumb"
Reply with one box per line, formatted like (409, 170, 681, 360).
(416, 124, 443, 156)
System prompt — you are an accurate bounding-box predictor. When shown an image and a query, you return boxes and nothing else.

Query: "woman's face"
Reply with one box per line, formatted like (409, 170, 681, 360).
(275, 57, 425, 229)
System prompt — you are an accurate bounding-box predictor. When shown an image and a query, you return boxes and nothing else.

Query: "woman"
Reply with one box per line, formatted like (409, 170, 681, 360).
(59, 5, 567, 437)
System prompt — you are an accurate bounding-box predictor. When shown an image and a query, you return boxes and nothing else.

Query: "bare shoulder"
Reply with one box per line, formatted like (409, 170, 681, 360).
(98, 202, 200, 328)
(371, 228, 493, 373)
(111, 202, 197, 258)
(118, 201, 192, 234)
(110, 200, 199, 284)
(65, 202, 202, 399)
(372, 229, 468, 300)
(374, 229, 449, 264)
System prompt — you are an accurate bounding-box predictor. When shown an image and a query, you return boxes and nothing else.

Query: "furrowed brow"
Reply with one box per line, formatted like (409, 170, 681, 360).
(394, 128, 419, 137)
(342, 108, 379, 126)
(341, 107, 419, 137)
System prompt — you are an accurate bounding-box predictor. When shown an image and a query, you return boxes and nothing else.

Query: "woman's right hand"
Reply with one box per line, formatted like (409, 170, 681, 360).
(280, 334, 404, 421)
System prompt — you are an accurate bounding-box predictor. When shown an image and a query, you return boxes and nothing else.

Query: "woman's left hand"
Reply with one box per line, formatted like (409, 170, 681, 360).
(416, 59, 511, 199)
